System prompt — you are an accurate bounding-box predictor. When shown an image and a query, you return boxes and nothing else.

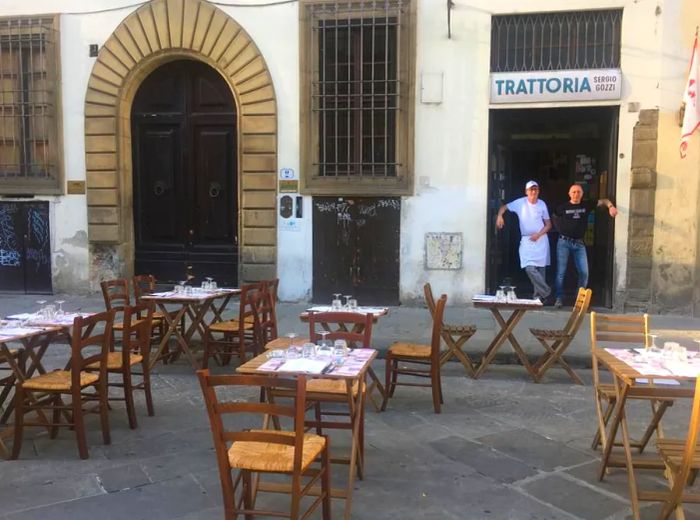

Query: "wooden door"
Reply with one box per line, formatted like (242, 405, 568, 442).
(0, 201, 52, 294)
(313, 197, 400, 305)
(132, 59, 238, 286)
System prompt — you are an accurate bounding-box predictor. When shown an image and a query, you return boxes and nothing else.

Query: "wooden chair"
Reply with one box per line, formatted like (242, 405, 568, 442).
(0, 347, 22, 458)
(86, 303, 155, 429)
(382, 294, 446, 413)
(308, 311, 373, 348)
(201, 282, 261, 368)
(529, 287, 592, 384)
(424, 283, 476, 376)
(197, 370, 331, 520)
(100, 278, 131, 347)
(132, 274, 176, 362)
(12, 310, 115, 459)
(590, 312, 674, 455)
(258, 280, 279, 347)
(654, 378, 700, 519)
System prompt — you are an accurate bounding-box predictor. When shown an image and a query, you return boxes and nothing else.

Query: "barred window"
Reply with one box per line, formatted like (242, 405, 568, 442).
(491, 10, 622, 73)
(0, 16, 61, 194)
(300, 1, 415, 196)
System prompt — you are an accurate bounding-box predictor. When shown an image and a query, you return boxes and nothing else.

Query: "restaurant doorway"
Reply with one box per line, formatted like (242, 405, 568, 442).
(486, 106, 618, 307)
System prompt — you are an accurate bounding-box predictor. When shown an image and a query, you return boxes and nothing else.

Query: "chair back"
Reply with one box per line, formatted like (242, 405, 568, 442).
(132, 274, 156, 304)
(561, 288, 593, 336)
(429, 294, 447, 363)
(197, 370, 308, 476)
(262, 278, 279, 307)
(101, 278, 130, 315)
(122, 303, 154, 366)
(424, 282, 439, 319)
(69, 310, 116, 390)
(257, 283, 278, 345)
(308, 311, 373, 348)
(590, 312, 649, 348)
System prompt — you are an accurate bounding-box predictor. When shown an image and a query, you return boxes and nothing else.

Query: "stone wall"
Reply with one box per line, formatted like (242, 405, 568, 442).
(624, 109, 658, 312)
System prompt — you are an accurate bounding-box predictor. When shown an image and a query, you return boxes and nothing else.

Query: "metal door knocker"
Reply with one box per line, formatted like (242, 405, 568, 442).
(209, 182, 222, 198)
(153, 181, 167, 196)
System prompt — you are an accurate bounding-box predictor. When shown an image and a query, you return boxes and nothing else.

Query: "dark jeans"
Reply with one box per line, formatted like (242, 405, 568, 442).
(555, 238, 588, 299)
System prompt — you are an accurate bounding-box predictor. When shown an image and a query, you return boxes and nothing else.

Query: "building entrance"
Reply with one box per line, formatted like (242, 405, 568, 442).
(487, 106, 618, 307)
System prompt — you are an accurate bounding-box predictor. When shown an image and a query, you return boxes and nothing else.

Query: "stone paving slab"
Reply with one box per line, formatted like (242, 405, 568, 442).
(2, 361, 700, 520)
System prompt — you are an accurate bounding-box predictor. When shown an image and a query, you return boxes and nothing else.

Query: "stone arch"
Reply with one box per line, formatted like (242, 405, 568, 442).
(85, 0, 277, 283)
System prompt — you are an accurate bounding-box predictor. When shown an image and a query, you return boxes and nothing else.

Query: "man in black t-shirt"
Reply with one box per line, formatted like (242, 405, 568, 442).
(552, 184, 617, 308)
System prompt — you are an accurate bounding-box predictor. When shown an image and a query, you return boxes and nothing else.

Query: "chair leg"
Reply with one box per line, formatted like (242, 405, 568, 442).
(11, 386, 25, 459)
(201, 333, 211, 369)
(98, 382, 111, 446)
(591, 397, 615, 450)
(321, 440, 331, 520)
(638, 400, 671, 453)
(142, 363, 155, 417)
(242, 470, 254, 520)
(50, 394, 61, 438)
(123, 369, 138, 429)
(73, 392, 89, 459)
(381, 357, 392, 411)
(431, 366, 441, 414)
(314, 402, 323, 435)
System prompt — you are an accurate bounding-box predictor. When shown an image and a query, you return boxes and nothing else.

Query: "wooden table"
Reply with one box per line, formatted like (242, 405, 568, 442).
(237, 348, 377, 520)
(472, 298, 543, 380)
(300, 306, 388, 410)
(595, 348, 696, 519)
(141, 288, 240, 370)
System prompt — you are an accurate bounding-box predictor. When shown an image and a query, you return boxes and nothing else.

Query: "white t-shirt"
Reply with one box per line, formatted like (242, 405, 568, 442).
(506, 197, 550, 235)
(507, 197, 551, 268)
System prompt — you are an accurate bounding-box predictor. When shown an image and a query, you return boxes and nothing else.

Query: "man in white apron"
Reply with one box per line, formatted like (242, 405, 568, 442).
(495, 180, 552, 301)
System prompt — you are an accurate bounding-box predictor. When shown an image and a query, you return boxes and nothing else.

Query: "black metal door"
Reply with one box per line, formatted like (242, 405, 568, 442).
(0, 201, 52, 294)
(312, 197, 400, 305)
(132, 59, 238, 286)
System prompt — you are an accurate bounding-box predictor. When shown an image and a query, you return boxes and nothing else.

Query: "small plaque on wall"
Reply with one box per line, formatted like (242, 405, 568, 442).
(425, 232, 462, 270)
(66, 181, 86, 194)
(278, 180, 299, 193)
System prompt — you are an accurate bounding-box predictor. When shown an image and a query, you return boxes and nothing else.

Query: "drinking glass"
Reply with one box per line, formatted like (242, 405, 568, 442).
(646, 333, 659, 352)
(210, 281, 218, 290)
(302, 343, 316, 359)
(343, 295, 352, 309)
(55, 300, 65, 318)
(36, 299, 47, 312)
(506, 286, 517, 303)
(43, 304, 56, 321)
(496, 286, 506, 303)
(286, 332, 298, 348)
(348, 298, 358, 311)
(332, 293, 343, 310)
(333, 340, 349, 365)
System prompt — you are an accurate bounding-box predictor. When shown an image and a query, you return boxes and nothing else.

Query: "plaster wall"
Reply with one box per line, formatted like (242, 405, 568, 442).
(651, 0, 700, 313)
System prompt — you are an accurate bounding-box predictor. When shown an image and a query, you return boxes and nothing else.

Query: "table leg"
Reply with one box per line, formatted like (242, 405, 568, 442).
(149, 304, 188, 370)
(343, 374, 366, 520)
(474, 309, 526, 379)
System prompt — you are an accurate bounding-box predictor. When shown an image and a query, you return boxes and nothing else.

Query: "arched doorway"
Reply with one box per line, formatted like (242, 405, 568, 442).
(131, 59, 238, 285)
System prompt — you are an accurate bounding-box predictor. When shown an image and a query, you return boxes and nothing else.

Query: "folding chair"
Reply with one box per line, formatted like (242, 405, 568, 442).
(529, 287, 591, 384)
(591, 312, 674, 455)
(197, 370, 331, 520)
(424, 283, 476, 376)
(655, 377, 700, 519)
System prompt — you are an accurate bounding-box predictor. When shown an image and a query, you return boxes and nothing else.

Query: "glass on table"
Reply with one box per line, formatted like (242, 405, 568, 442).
(646, 333, 659, 352)
(506, 286, 517, 303)
(496, 286, 506, 303)
(317, 331, 333, 356)
(54, 300, 66, 318)
(348, 298, 358, 311)
(36, 299, 47, 316)
(333, 339, 349, 365)
(343, 295, 352, 309)
(331, 293, 343, 310)
(302, 343, 317, 359)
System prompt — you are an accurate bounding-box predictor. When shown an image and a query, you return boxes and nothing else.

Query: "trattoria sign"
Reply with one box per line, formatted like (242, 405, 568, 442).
(490, 69, 622, 104)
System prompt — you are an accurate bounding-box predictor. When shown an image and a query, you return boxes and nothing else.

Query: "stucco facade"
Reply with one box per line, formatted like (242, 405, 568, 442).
(1, 0, 699, 314)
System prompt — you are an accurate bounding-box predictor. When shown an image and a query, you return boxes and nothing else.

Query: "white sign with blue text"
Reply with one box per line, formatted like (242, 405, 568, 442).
(490, 69, 622, 104)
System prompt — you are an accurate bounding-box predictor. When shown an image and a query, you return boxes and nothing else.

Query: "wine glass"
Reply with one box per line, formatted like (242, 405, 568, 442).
(496, 286, 507, 303)
(646, 333, 659, 352)
(343, 295, 352, 309)
(286, 332, 298, 348)
(36, 299, 47, 319)
(332, 293, 343, 310)
(54, 300, 65, 318)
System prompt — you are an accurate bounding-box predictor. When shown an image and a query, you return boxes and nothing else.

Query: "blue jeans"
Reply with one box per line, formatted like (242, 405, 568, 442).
(555, 238, 588, 299)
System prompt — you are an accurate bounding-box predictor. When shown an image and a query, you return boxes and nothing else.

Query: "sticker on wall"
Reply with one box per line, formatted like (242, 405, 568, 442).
(425, 232, 463, 270)
(279, 167, 296, 180)
(281, 219, 301, 232)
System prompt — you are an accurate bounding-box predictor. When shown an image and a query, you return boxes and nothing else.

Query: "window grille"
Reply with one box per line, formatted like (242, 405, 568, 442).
(491, 10, 622, 72)
(302, 0, 413, 187)
(0, 16, 60, 193)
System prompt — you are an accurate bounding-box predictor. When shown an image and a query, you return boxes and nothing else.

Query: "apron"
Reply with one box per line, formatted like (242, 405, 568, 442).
(519, 235, 550, 268)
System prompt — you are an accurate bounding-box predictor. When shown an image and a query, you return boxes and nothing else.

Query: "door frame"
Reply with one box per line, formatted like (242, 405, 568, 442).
(84, 0, 278, 287)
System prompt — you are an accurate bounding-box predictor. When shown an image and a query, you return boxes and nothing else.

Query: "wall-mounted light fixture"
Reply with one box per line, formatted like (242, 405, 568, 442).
(447, 0, 455, 38)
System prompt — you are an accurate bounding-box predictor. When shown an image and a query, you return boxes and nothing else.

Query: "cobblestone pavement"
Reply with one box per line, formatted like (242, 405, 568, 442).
(2, 292, 700, 519)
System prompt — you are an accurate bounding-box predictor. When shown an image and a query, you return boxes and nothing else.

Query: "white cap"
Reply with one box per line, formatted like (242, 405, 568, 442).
(525, 180, 539, 190)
